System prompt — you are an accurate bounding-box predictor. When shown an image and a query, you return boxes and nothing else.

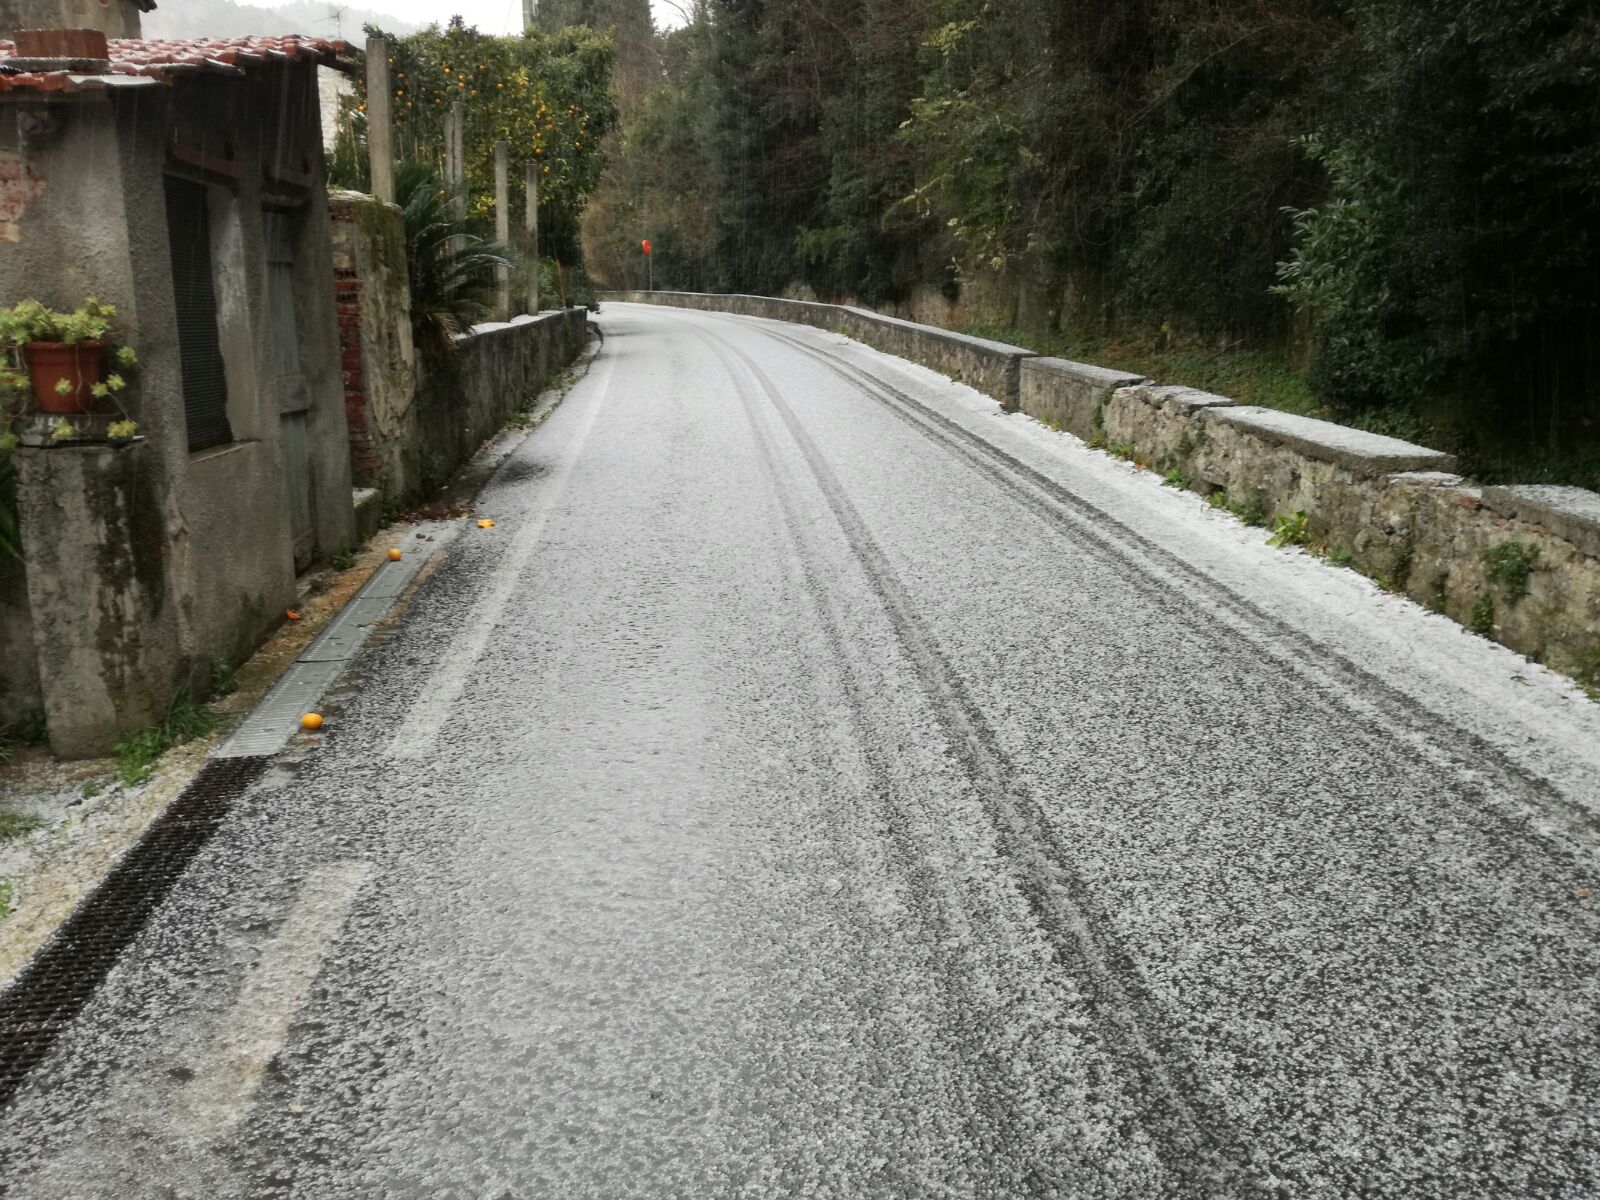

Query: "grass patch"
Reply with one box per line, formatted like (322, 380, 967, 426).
(1162, 467, 1189, 489)
(0, 811, 41, 841)
(1229, 495, 1268, 527)
(114, 689, 218, 787)
(210, 660, 239, 699)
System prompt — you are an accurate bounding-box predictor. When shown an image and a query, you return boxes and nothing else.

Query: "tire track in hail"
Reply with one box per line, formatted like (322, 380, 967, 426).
(690, 329, 1094, 1195)
(687, 322, 1270, 1197)
(725, 316, 1599, 859)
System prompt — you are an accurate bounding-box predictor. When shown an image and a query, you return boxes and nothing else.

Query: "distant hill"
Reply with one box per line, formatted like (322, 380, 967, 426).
(143, 0, 416, 40)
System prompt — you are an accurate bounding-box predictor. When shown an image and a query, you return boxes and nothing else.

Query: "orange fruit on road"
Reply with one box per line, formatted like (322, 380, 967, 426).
(301, 712, 324, 730)
(476, 518, 496, 529)
(388, 548, 403, 561)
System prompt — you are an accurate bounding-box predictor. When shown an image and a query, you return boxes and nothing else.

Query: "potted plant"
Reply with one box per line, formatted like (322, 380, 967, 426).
(0, 298, 138, 415)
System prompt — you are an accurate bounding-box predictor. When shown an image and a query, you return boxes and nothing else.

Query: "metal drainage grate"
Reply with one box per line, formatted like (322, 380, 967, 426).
(0, 754, 271, 1109)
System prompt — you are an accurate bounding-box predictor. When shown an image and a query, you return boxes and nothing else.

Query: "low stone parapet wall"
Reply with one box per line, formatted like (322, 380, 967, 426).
(1021, 357, 1147, 441)
(599, 289, 1600, 694)
(454, 308, 589, 452)
(604, 290, 1033, 409)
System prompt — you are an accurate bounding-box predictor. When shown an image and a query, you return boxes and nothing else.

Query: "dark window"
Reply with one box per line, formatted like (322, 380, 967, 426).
(164, 176, 231, 452)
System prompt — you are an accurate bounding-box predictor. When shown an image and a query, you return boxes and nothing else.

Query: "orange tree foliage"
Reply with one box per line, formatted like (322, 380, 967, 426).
(359, 19, 618, 256)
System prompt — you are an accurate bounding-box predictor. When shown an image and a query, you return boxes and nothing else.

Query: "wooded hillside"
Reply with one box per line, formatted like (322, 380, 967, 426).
(571, 0, 1600, 474)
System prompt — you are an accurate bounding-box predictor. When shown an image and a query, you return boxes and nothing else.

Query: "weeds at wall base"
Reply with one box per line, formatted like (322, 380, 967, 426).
(1469, 594, 1496, 636)
(113, 689, 219, 787)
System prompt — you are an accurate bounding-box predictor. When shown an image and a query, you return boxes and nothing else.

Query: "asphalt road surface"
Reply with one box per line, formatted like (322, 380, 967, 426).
(3, 303, 1599, 1198)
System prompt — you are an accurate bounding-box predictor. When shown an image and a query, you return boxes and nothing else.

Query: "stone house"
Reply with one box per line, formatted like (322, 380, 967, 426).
(0, 28, 355, 755)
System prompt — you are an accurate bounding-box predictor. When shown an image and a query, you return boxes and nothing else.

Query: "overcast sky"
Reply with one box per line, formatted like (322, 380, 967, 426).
(276, 0, 687, 35)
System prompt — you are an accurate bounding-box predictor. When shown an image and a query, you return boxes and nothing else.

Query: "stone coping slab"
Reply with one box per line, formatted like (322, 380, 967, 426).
(1209, 405, 1455, 476)
(1024, 357, 1146, 389)
(841, 306, 1035, 360)
(1121, 383, 1236, 413)
(1482, 484, 1600, 559)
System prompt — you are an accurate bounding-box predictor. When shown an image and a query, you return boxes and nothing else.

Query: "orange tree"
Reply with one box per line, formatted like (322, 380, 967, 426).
(358, 18, 618, 267)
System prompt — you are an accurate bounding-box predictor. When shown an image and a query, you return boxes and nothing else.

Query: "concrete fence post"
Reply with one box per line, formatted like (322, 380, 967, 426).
(524, 161, 539, 314)
(445, 101, 466, 223)
(494, 140, 511, 319)
(365, 35, 394, 204)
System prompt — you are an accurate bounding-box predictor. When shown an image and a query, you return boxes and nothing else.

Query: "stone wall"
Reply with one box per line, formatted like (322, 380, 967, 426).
(410, 310, 590, 496)
(329, 191, 419, 503)
(604, 291, 1033, 410)
(451, 309, 588, 452)
(600, 289, 1600, 694)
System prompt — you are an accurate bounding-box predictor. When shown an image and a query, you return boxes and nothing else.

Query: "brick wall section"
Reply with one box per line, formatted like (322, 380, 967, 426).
(329, 208, 377, 487)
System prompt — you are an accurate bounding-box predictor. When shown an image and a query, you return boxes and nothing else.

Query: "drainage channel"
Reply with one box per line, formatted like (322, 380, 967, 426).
(0, 521, 460, 1110)
(0, 755, 270, 1107)
(218, 521, 456, 758)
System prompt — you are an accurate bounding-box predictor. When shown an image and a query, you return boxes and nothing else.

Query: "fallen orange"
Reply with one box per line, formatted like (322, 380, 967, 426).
(388, 548, 403, 561)
(476, 518, 496, 529)
(286, 609, 301, 620)
(301, 712, 324, 730)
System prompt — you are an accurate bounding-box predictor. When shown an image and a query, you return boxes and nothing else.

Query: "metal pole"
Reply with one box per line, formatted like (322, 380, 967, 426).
(364, 35, 394, 203)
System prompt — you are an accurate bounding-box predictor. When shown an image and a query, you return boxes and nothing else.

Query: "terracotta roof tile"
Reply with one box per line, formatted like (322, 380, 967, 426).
(0, 34, 349, 95)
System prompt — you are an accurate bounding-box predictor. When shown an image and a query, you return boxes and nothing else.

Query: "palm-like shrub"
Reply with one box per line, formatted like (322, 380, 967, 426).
(395, 160, 513, 358)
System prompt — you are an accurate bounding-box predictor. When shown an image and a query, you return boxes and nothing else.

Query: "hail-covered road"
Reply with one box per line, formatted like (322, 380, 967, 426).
(3, 302, 1599, 1198)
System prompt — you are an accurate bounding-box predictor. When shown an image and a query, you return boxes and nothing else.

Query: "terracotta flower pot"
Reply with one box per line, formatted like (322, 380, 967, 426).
(25, 341, 104, 414)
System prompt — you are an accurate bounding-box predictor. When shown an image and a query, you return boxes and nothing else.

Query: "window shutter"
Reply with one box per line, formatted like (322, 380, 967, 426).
(164, 177, 231, 452)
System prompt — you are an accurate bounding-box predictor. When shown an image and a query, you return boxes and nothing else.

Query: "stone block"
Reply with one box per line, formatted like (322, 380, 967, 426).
(352, 487, 382, 542)
(1208, 406, 1454, 476)
(1481, 484, 1600, 560)
(1019, 358, 1146, 440)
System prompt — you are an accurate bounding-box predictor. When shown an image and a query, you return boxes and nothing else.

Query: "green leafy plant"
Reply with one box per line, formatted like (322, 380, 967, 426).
(0, 297, 116, 347)
(331, 546, 356, 571)
(1206, 490, 1229, 510)
(1268, 510, 1311, 547)
(106, 418, 138, 441)
(49, 418, 75, 443)
(395, 160, 516, 358)
(0, 298, 140, 427)
(1482, 542, 1539, 600)
(1161, 467, 1189, 489)
(1328, 545, 1353, 566)
(1469, 593, 1495, 635)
